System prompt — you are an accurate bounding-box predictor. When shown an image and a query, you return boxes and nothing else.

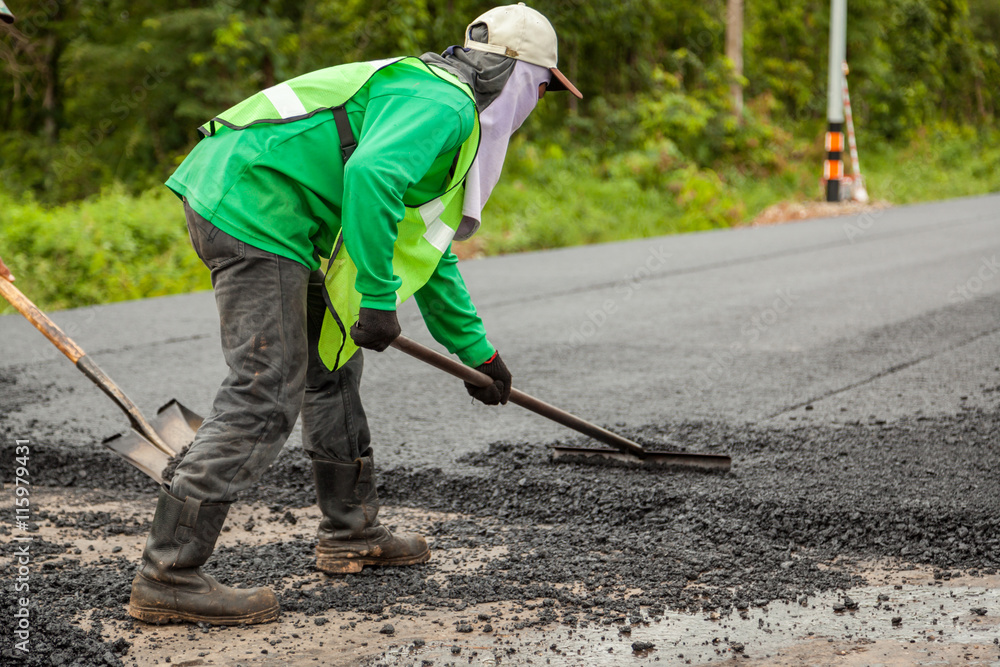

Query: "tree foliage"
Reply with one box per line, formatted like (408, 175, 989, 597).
(0, 0, 997, 203)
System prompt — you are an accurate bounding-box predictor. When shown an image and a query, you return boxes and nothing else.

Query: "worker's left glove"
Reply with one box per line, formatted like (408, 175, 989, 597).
(350, 307, 401, 352)
(465, 351, 512, 405)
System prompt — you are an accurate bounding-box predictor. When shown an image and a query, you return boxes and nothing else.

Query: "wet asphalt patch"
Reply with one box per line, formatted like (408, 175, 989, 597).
(2, 408, 1000, 664)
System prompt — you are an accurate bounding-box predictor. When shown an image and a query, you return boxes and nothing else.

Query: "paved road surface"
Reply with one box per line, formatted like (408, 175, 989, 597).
(3, 194, 999, 469)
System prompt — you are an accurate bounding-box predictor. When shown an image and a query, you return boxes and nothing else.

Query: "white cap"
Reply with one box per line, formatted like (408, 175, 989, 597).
(464, 3, 582, 98)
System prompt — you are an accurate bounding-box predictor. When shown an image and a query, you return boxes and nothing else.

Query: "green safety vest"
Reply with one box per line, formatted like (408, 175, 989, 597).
(199, 57, 481, 371)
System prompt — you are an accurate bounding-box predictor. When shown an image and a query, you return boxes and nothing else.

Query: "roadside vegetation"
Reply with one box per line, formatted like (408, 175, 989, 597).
(1, 0, 998, 311)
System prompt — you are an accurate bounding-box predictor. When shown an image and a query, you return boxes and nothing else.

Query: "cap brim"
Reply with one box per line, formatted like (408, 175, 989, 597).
(548, 67, 582, 99)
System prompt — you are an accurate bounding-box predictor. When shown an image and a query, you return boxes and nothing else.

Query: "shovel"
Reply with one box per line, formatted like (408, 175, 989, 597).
(0, 278, 200, 483)
(390, 336, 731, 471)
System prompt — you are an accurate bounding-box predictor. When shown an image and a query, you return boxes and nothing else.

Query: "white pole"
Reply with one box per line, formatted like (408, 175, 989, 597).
(825, 0, 847, 201)
(827, 0, 847, 123)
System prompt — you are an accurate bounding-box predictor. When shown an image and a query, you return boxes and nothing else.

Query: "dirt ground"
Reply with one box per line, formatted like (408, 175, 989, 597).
(3, 474, 1000, 667)
(747, 200, 892, 227)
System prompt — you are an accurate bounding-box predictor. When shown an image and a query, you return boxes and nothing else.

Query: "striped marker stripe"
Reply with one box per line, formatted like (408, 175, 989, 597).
(825, 131, 844, 152)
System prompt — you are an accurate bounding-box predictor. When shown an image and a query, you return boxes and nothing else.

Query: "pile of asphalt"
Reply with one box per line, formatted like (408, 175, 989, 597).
(0, 543, 132, 666)
(2, 408, 999, 659)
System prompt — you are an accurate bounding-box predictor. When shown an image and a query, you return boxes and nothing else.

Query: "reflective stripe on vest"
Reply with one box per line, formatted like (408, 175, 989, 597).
(263, 83, 307, 118)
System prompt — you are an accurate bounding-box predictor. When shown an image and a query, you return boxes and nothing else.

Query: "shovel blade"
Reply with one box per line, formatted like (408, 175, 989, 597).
(104, 430, 172, 484)
(102, 399, 205, 484)
(150, 399, 204, 456)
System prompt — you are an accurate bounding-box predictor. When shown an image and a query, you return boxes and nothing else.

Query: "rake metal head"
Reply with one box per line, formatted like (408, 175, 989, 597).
(550, 445, 732, 472)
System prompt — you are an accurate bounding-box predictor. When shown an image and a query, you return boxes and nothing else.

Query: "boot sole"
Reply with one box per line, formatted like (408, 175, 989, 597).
(127, 602, 280, 626)
(316, 546, 431, 574)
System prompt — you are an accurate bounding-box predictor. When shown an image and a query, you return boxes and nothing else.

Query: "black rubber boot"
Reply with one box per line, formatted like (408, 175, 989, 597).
(313, 457, 430, 574)
(128, 487, 279, 625)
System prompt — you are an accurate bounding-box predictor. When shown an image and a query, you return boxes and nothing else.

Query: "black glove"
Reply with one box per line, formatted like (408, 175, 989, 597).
(465, 351, 512, 405)
(350, 307, 401, 352)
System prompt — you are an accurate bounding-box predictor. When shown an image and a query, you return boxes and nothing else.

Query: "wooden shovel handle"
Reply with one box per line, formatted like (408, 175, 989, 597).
(0, 277, 175, 457)
(0, 277, 85, 362)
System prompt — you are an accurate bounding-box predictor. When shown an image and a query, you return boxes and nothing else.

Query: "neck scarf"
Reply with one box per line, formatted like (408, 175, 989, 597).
(419, 24, 516, 112)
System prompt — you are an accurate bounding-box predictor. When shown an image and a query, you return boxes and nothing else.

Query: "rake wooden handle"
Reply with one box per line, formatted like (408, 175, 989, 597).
(0, 277, 175, 456)
(390, 335, 649, 458)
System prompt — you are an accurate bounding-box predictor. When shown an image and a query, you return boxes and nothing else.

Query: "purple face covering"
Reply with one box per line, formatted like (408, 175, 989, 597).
(457, 60, 552, 240)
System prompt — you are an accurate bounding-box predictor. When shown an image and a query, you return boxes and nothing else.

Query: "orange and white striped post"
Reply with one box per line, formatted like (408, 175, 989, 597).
(824, 127, 844, 189)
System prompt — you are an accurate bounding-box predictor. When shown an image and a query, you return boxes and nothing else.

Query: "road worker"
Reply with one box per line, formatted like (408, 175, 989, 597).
(127, 3, 581, 625)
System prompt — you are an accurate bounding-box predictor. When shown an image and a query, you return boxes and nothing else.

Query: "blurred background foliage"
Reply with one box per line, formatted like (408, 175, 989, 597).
(1, 0, 999, 309)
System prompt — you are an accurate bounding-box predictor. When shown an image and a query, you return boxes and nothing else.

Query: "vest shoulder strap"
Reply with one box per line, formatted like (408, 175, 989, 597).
(332, 106, 356, 163)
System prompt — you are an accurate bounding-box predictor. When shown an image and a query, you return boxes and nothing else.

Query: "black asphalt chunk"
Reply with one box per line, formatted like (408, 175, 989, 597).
(160, 444, 190, 484)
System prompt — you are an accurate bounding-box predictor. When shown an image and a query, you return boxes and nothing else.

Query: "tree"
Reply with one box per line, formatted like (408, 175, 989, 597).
(727, 0, 744, 116)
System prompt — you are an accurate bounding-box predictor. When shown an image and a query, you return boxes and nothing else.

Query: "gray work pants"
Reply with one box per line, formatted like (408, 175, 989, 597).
(170, 202, 371, 502)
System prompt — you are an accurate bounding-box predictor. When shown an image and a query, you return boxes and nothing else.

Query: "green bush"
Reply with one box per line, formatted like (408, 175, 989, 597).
(863, 122, 1000, 202)
(0, 187, 209, 313)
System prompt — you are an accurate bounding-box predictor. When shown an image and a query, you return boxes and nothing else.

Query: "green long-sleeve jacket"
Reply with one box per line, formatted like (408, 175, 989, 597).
(166, 63, 495, 367)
